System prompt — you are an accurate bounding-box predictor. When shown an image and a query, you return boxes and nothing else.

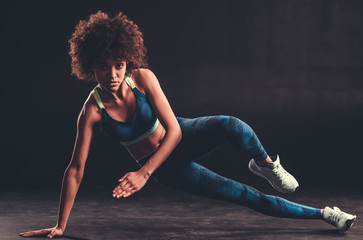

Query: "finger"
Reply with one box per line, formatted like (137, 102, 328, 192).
(48, 230, 56, 239)
(121, 186, 136, 196)
(113, 191, 122, 198)
(118, 175, 128, 182)
(118, 182, 132, 192)
(126, 188, 138, 196)
(119, 184, 134, 194)
(20, 232, 29, 237)
(124, 189, 137, 197)
(118, 179, 130, 188)
(114, 182, 129, 192)
(36, 229, 52, 236)
(114, 191, 123, 197)
(113, 182, 128, 194)
(117, 188, 132, 198)
(21, 230, 44, 237)
(22, 232, 36, 237)
(113, 187, 120, 194)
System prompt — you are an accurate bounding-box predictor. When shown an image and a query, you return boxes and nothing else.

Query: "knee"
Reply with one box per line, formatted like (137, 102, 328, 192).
(215, 115, 231, 128)
(213, 115, 233, 134)
(219, 116, 254, 137)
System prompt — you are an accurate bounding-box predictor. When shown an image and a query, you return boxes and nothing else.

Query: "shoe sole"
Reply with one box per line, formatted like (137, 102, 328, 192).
(341, 215, 357, 233)
(248, 160, 297, 194)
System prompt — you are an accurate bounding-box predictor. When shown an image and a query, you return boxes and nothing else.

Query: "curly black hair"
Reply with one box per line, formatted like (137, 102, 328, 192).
(69, 11, 148, 81)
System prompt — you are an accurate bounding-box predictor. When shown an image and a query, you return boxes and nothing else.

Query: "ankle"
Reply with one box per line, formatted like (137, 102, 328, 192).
(257, 156, 273, 166)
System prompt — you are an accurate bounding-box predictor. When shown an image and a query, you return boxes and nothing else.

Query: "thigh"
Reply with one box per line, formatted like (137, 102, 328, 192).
(174, 116, 230, 161)
(175, 115, 267, 162)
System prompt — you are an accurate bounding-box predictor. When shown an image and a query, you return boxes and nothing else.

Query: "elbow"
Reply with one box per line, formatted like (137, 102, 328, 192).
(74, 171, 84, 184)
(163, 120, 182, 145)
(173, 125, 182, 144)
(177, 126, 182, 143)
(66, 165, 84, 184)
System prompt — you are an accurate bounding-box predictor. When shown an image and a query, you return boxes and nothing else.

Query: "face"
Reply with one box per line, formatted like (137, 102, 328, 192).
(92, 58, 127, 92)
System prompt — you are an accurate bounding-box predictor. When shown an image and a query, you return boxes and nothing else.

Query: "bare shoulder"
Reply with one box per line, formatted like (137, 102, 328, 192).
(130, 68, 159, 94)
(78, 91, 102, 128)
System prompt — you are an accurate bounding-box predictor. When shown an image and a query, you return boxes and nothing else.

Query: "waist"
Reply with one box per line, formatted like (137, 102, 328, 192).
(122, 120, 166, 161)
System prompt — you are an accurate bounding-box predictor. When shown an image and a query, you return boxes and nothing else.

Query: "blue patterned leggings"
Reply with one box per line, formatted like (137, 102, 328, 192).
(138, 116, 322, 219)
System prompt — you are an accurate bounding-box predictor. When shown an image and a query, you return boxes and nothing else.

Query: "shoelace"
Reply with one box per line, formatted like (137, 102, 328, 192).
(327, 208, 343, 225)
(272, 164, 290, 180)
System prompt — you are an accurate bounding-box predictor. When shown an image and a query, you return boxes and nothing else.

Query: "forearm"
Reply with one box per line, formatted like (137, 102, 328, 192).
(139, 127, 181, 176)
(56, 166, 83, 231)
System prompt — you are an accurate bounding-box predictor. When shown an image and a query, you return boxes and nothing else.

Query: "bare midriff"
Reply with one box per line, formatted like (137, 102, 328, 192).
(123, 122, 166, 161)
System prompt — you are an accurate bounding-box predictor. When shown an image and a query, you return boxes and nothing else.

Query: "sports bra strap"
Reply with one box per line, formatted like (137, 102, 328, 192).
(92, 74, 134, 110)
(124, 75, 136, 89)
(92, 88, 105, 109)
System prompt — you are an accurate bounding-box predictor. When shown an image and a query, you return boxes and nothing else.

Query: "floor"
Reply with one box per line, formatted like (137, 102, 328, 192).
(2, 182, 362, 240)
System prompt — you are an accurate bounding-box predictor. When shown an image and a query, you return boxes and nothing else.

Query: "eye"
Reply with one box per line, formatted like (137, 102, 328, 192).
(97, 64, 108, 71)
(115, 63, 124, 70)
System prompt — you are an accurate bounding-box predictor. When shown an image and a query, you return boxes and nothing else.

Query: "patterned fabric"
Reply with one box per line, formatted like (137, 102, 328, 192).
(137, 116, 322, 219)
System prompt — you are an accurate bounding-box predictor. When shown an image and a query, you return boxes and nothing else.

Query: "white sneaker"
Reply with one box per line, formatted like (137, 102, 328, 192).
(323, 206, 356, 232)
(248, 155, 299, 193)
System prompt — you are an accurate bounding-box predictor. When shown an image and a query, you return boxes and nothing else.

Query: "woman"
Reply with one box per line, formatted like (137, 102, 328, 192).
(19, 11, 356, 238)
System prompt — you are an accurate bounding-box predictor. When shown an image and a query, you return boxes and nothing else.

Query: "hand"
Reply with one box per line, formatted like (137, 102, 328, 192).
(19, 226, 63, 238)
(113, 170, 150, 198)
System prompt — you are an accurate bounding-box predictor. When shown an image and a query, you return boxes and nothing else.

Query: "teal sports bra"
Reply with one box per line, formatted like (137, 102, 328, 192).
(92, 75, 159, 146)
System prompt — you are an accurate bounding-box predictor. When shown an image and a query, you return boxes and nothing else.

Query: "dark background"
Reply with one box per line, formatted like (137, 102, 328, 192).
(2, 0, 363, 192)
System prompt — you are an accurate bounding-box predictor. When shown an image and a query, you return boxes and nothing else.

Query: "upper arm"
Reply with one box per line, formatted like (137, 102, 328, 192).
(69, 98, 100, 173)
(133, 69, 181, 135)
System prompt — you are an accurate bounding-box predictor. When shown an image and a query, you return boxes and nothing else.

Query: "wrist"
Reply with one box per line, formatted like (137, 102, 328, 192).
(139, 167, 152, 179)
(56, 223, 66, 232)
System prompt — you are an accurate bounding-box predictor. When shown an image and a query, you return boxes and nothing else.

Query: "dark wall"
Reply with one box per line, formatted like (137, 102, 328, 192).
(2, 0, 363, 191)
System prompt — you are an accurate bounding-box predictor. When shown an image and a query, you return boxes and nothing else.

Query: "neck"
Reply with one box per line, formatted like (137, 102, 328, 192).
(98, 83, 125, 102)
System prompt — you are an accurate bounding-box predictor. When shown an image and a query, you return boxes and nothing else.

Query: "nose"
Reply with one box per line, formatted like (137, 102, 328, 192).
(109, 66, 117, 80)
